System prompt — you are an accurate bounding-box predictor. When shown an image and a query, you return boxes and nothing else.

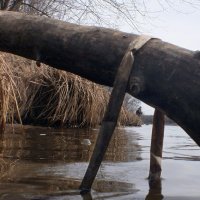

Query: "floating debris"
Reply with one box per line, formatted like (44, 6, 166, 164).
(81, 139, 91, 146)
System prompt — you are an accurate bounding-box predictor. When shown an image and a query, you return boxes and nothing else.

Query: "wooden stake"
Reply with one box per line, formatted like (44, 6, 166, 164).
(145, 178, 163, 200)
(80, 36, 152, 193)
(148, 109, 165, 183)
(79, 50, 134, 194)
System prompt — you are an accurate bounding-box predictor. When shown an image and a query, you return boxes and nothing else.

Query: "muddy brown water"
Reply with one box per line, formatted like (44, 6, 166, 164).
(0, 124, 199, 200)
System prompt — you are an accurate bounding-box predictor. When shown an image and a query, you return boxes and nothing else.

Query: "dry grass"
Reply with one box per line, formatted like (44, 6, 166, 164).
(119, 108, 142, 126)
(0, 54, 23, 133)
(0, 52, 140, 130)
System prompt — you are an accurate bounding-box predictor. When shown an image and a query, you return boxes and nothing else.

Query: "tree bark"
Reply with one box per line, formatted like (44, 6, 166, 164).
(0, 11, 200, 146)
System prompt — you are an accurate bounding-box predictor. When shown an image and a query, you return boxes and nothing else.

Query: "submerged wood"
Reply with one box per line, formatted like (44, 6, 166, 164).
(0, 11, 200, 146)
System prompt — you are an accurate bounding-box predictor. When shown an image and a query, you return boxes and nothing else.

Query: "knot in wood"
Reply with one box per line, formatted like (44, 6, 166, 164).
(129, 76, 143, 95)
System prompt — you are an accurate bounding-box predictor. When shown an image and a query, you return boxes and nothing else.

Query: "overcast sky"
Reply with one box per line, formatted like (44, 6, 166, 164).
(119, 1, 200, 115)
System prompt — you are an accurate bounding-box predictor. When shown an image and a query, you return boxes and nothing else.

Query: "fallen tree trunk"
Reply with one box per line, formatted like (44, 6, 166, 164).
(0, 11, 200, 146)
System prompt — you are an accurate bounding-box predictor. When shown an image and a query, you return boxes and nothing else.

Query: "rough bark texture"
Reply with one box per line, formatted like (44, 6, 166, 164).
(0, 11, 200, 146)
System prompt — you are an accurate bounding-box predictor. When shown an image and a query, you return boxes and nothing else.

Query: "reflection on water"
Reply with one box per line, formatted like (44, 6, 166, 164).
(1, 125, 141, 163)
(0, 125, 141, 199)
(0, 124, 199, 199)
(145, 179, 163, 200)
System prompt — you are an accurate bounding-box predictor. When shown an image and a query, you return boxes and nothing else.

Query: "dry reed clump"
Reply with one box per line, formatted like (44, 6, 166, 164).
(0, 52, 140, 129)
(0, 53, 22, 133)
(119, 108, 142, 126)
(20, 67, 110, 127)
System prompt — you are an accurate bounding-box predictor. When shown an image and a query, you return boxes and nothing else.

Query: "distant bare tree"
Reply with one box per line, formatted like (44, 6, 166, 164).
(123, 94, 140, 113)
(1, 0, 200, 30)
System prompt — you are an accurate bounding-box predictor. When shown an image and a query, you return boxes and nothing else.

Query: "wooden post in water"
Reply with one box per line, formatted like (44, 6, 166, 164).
(80, 36, 152, 193)
(148, 109, 165, 183)
(79, 47, 134, 194)
(145, 178, 163, 200)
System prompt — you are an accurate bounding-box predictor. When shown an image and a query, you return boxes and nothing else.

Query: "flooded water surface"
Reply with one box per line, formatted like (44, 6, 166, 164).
(0, 124, 199, 199)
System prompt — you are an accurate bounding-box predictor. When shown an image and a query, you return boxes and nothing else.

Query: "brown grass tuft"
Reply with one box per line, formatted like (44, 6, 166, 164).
(0, 52, 140, 130)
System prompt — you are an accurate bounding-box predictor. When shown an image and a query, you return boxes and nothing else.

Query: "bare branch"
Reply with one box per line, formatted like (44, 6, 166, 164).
(21, 2, 50, 17)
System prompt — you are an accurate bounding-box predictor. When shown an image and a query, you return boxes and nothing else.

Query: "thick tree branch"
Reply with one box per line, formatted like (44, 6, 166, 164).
(0, 11, 200, 145)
